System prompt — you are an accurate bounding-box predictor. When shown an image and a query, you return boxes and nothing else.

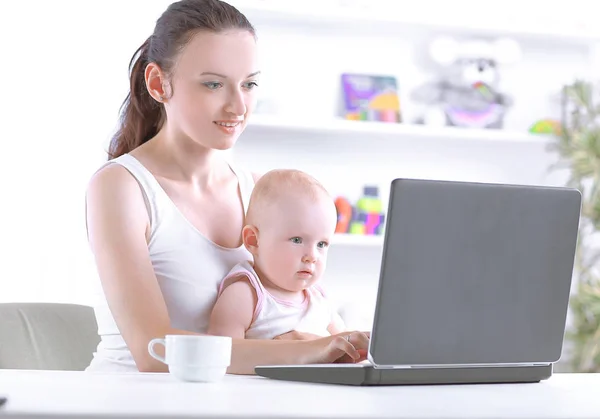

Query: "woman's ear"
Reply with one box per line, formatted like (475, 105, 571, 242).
(242, 225, 259, 254)
(145, 62, 168, 102)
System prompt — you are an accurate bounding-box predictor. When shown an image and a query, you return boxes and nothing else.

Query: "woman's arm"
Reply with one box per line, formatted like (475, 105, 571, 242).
(87, 164, 179, 372)
(86, 165, 367, 374)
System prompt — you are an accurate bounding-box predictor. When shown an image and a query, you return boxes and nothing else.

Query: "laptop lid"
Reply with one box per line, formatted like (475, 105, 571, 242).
(369, 178, 581, 367)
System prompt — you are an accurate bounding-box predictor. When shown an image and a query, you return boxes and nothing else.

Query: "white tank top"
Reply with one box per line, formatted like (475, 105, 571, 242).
(218, 261, 336, 340)
(86, 154, 254, 372)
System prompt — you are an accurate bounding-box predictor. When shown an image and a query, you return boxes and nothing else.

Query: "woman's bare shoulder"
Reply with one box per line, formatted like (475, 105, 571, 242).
(86, 161, 150, 245)
(87, 163, 140, 199)
(86, 162, 148, 223)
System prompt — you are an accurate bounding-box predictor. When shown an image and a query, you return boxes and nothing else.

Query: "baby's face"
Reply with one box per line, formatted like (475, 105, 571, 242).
(253, 193, 337, 293)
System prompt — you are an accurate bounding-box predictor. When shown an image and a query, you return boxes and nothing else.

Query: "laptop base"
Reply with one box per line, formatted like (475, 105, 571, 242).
(255, 363, 553, 386)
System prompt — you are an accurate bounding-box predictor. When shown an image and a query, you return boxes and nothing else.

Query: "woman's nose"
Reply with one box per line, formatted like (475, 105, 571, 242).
(225, 89, 246, 116)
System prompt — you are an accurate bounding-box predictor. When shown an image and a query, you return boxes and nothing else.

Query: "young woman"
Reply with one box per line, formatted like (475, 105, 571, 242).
(85, 0, 369, 374)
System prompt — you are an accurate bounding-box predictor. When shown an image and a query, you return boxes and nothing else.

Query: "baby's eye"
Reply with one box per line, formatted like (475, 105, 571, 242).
(317, 241, 329, 249)
(290, 237, 302, 244)
(203, 82, 222, 90)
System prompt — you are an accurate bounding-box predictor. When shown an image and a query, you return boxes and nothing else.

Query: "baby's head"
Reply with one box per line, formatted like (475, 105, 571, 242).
(242, 169, 337, 293)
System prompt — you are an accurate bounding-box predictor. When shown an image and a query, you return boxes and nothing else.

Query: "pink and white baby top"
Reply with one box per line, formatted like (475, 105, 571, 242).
(217, 261, 337, 339)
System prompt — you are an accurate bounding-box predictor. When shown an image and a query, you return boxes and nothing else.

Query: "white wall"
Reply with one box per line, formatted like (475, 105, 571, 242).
(0, 0, 589, 331)
(0, 1, 172, 303)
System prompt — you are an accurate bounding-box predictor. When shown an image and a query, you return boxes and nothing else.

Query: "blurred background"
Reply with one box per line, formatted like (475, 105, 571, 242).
(1, 0, 599, 372)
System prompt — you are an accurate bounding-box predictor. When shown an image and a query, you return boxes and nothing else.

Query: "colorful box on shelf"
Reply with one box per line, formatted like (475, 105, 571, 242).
(335, 186, 385, 236)
(341, 73, 401, 123)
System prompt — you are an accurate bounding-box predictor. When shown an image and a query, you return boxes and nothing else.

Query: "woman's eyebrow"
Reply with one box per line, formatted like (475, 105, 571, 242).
(200, 71, 261, 78)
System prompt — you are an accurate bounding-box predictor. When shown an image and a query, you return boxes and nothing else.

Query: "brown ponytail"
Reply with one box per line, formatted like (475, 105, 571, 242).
(108, 38, 163, 160)
(107, 0, 256, 160)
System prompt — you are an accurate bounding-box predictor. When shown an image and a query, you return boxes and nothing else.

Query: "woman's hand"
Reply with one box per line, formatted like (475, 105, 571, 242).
(228, 331, 371, 374)
(302, 331, 371, 364)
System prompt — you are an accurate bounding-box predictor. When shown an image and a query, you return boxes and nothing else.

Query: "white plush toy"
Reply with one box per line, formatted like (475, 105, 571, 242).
(412, 36, 522, 129)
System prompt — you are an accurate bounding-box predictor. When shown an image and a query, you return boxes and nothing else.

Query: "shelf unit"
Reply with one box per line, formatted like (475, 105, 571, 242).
(237, 116, 559, 248)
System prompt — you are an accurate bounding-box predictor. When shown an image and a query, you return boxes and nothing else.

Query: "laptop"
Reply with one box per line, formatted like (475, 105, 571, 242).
(256, 178, 582, 386)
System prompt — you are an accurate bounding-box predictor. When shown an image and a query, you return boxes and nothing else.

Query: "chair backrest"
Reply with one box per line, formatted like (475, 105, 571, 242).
(0, 303, 100, 371)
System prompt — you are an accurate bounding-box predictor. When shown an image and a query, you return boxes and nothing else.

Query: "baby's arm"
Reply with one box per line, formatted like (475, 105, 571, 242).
(207, 275, 257, 339)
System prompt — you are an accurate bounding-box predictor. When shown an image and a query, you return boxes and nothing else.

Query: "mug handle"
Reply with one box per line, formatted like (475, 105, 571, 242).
(148, 338, 167, 364)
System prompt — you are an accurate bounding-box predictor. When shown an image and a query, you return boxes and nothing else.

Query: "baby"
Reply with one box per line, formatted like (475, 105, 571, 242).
(207, 169, 346, 340)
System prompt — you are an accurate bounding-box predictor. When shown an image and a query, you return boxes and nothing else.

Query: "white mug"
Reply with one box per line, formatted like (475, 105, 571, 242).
(148, 335, 232, 382)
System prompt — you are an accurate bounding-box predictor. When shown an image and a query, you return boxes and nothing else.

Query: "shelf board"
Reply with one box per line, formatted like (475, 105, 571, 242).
(233, 1, 600, 48)
(332, 234, 384, 247)
(244, 114, 551, 146)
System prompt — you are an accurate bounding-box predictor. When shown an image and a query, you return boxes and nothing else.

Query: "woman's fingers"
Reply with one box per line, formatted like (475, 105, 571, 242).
(331, 332, 370, 363)
(347, 331, 370, 350)
(330, 335, 361, 361)
(301, 331, 372, 365)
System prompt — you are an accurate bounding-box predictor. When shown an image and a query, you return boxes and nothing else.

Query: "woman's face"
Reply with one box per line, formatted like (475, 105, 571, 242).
(164, 30, 260, 151)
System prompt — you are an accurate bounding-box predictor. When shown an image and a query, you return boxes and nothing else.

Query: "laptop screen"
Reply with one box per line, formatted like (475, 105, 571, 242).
(370, 179, 581, 367)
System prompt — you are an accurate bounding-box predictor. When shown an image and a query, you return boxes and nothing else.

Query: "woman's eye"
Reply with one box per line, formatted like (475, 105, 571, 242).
(290, 237, 302, 244)
(203, 82, 222, 90)
(243, 81, 259, 90)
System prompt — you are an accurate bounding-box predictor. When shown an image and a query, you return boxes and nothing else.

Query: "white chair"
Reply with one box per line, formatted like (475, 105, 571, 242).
(0, 303, 100, 370)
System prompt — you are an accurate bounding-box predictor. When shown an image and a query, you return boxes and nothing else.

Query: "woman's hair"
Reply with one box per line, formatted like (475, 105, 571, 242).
(108, 0, 255, 160)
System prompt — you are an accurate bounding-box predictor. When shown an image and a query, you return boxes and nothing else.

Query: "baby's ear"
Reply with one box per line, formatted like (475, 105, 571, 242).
(242, 225, 259, 254)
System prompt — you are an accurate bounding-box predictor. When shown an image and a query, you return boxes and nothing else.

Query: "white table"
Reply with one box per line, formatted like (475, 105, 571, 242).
(0, 369, 598, 419)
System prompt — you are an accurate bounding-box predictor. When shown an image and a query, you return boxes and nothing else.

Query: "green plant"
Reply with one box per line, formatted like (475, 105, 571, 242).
(549, 79, 600, 372)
